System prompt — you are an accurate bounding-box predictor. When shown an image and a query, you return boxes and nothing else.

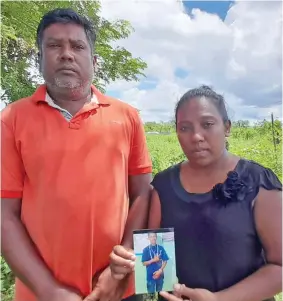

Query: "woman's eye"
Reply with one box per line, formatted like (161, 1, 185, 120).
(179, 125, 192, 132)
(203, 122, 213, 129)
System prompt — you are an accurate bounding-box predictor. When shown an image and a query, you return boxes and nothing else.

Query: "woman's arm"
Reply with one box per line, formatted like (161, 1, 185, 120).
(161, 188, 282, 301)
(215, 188, 282, 301)
(148, 188, 162, 229)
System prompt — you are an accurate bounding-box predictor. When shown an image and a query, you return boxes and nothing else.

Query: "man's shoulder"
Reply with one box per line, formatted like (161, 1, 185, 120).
(142, 245, 149, 252)
(1, 95, 34, 124)
(103, 95, 140, 118)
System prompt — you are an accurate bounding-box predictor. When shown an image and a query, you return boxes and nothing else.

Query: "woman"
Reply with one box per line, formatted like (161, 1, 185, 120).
(110, 86, 282, 301)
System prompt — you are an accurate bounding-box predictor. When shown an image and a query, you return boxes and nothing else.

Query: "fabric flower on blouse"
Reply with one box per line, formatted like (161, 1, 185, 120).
(212, 171, 252, 206)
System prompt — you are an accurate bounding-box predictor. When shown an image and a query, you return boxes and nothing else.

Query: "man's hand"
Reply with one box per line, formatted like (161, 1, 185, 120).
(153, 269, 162, 280)
(160, 284, 218, 301)
(152, 255, 160, 263)
(38, 285, 83, 301)
(84, 266, 129, 301)
(109, 245, 135, 280)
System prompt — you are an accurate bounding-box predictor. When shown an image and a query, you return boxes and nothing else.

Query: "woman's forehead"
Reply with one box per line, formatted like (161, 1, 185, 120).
(177, 97, 221, 120)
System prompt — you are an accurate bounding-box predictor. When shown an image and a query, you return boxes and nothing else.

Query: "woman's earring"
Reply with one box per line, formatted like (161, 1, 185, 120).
(225, 139, 229, 150)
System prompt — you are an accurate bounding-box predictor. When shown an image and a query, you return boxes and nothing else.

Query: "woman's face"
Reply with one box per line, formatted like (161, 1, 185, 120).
(176, 97, 230, 167)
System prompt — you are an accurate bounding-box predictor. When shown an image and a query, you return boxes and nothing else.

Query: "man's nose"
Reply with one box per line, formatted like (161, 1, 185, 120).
(59, 47, 74, 62)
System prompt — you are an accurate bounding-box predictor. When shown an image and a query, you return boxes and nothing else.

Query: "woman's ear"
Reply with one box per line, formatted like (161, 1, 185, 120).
(225, 120, 231, 137)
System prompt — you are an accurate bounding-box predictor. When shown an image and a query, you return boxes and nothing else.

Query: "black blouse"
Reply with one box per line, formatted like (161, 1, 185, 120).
(152, 159, 282, 301)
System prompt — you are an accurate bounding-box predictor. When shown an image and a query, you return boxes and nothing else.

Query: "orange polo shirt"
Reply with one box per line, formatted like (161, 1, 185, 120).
(1, 85, 152, 301)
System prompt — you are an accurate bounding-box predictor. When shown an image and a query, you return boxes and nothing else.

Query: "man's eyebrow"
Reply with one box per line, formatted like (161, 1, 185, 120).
(45, 37, 62, 42)
(70, 39, 87, 44)
(44, 38, 87, 44)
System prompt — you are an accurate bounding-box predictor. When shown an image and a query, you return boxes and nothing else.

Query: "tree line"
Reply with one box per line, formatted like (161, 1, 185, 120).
(1, 0, 146, 103)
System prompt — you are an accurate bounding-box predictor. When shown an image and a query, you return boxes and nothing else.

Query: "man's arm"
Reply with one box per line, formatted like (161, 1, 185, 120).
(159, 261, 167, 272)
(121, 173, 152, 249)
(1, 119, 79, 300)
(1, 198, 60, 297)
(142, 260, 153, 266)
(109, 108, 152, 279)
(121, 109, 153, 248)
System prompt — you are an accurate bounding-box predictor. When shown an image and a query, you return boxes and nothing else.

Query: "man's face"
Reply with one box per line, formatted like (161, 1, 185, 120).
(148, 233, 157, 245)
(39, 23, 96, 90)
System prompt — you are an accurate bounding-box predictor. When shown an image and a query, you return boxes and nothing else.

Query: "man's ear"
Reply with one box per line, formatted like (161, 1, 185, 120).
(37, 51, 42, 73)
(93, 55, 97, 71)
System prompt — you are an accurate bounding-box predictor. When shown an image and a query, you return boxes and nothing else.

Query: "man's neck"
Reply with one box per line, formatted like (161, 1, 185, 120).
(46, 85, 92, 116)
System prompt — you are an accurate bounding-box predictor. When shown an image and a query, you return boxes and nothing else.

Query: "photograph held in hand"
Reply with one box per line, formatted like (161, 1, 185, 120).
(133, 228, 177, 295)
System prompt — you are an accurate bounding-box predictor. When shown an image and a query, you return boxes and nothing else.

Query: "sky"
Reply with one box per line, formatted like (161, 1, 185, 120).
(100, 0, 282, 123)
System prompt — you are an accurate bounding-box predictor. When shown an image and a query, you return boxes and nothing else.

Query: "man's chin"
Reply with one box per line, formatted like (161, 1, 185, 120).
(56, 82, 81, 89)
(53, 77, 82, 89)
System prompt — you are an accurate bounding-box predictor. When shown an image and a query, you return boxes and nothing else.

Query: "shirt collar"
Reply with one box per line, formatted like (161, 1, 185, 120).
(45, 91, 99, 105)
(31, 84, 110, 105)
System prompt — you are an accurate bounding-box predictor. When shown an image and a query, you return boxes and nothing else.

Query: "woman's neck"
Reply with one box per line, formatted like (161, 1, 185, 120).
(187, 150, 236, 177)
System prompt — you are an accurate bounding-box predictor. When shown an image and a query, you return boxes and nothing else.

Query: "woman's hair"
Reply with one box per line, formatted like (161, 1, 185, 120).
(175, 85, 230, 124)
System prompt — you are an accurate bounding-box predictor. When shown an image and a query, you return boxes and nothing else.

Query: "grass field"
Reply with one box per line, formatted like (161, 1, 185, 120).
(1, 123, 282, 301)
(146, 127, 282, 301)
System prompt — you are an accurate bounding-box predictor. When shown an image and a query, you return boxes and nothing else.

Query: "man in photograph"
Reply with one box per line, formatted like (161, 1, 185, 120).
(141, 233, 169, 293)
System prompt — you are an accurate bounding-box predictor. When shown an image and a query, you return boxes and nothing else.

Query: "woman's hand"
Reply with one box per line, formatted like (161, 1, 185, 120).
(160, 284, 218, 301)
(109, 245, 136, 280)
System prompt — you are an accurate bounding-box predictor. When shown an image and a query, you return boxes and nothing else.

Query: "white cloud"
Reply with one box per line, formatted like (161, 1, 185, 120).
(100, 0, 282, 122)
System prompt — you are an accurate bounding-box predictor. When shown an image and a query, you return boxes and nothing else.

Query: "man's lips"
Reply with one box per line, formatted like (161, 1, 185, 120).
(57, 67, 77, 73)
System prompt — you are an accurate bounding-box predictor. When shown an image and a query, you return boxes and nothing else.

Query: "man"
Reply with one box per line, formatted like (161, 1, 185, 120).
(1, 8, 152, 301)
(142, 233, 169, 293)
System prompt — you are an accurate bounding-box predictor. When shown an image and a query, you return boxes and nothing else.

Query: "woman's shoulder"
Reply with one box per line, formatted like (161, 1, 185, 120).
(210, 157, 281, 207)
(237, 158, 282, 191)
(151, 162, 182, 189)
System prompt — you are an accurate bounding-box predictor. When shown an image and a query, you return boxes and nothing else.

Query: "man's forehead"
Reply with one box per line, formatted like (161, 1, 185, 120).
(42, 23, 87, 41)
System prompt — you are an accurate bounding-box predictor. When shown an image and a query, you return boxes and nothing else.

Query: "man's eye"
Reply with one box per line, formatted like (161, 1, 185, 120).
(73, 45, 84, 50)
(49, 44, 60, 48)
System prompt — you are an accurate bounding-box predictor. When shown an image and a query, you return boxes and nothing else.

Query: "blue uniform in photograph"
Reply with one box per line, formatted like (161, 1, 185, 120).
(142, 244, 169, 293)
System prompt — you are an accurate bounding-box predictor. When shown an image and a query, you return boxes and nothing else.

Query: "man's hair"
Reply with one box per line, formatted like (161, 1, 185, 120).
(148, 232, 157, 237)
(36, 8, 96, 54)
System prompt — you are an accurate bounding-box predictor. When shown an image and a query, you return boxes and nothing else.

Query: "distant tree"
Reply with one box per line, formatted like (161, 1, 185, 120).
(233, 120, 250, 128)
(1, 0, 147, 102)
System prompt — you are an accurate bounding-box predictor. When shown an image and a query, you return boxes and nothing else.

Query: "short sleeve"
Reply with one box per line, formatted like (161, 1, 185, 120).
(128, 110, 152, 175)
(141, 247, 149, 262)
(259, 167, 282, 191)
(1, 120, 25, 198)
(161, 246, 169, 261)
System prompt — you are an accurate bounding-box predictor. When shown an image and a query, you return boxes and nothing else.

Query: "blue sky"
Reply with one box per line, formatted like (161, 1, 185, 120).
(107, 1, 235, 98)
(107, 1, 235, 99)
(183, 1, 234, 21)
(2, 1, 280, 122)
(101, 0, 281, 123)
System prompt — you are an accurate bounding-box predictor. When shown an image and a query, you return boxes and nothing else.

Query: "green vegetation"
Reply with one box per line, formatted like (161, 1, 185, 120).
(1, 0, 146, 102)
(147, 120, 282, 180)
(1, 121, 282, 301)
